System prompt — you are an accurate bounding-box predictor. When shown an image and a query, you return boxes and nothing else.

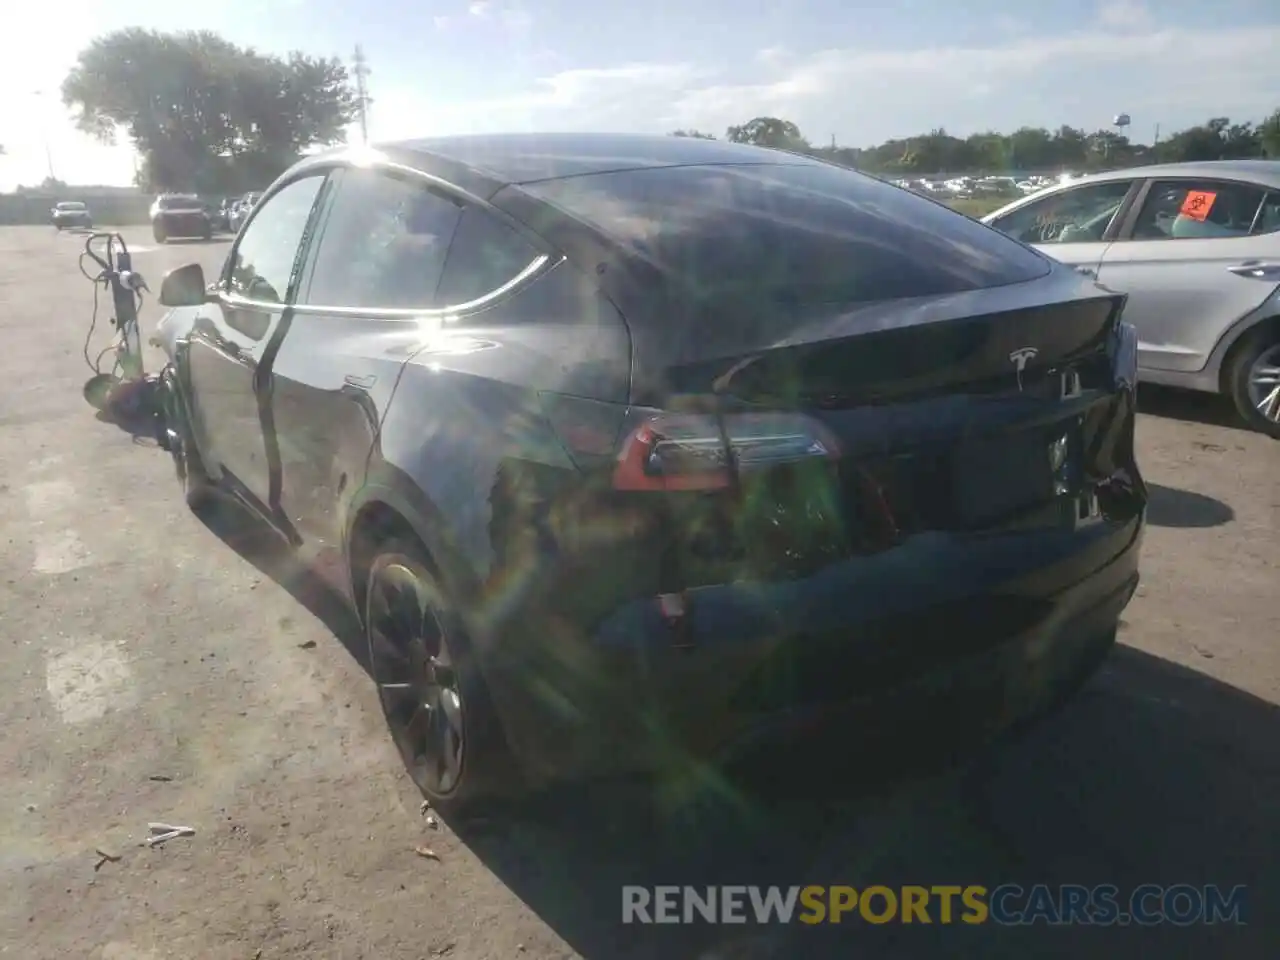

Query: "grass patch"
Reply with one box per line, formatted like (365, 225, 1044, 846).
(946, 196, 1011, 219)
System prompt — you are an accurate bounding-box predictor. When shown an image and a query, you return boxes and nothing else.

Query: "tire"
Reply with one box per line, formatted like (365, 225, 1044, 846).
(159, 365, 214, 508)
(153, 224, 167, 244)
(1225, 329, 1280, 439)
(363, 538, 516, 815)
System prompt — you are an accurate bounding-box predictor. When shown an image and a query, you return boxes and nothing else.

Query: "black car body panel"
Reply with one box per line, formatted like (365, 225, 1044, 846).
(154, 134, 1146, 791)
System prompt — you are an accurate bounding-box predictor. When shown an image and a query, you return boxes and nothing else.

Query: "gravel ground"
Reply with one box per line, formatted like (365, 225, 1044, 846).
(0, 225, 1276, 959)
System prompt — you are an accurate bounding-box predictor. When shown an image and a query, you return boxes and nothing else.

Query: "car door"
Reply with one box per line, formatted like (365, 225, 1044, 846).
(184, 172, 328, 515)
(1095, 178, 1280, 374)
(985, 178, 1140, 278)
(267, 164, 474, 557)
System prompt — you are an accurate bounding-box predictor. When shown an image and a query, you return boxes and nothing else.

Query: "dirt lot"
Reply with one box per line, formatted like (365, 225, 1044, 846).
(0, 225, 1276, 959)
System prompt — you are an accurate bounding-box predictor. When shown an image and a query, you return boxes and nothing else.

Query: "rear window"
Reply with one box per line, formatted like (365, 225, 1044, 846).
(57, 202, 85, 210)
(159, 195, 200, 209)
(525, 161, 1051, 308)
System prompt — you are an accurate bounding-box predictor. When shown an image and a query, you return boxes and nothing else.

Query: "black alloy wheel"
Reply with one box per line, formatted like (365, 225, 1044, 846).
(365, 544, 476, 807)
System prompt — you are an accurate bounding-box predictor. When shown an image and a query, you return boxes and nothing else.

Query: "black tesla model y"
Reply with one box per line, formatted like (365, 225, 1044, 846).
(153, 133, 1146, 812)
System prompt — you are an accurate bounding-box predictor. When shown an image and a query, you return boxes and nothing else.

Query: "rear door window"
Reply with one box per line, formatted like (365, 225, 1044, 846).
(524, 161, 1051, 312)
(1128, 180, 1267, 240)
(1255, 192, 1280, 235)
(435, 207, 544, 306)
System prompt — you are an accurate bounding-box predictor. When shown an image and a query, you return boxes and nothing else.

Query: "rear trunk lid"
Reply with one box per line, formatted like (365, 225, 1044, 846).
(664, 283, 1120, 412)
(576, 270, 1138, 583)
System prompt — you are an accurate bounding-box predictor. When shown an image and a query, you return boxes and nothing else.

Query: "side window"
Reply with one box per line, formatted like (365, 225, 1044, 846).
(990, 181, 1133, 245)
(1255, 192, 1280, 236)
(303, 167, 464, 309)
(1129, 180, 1266, 241)
(225, 175, 325, 306)
(435, 207, 543, 306)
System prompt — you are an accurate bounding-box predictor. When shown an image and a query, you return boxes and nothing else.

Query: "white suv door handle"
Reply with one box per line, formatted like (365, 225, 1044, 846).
(1228, 261, 1280, 281)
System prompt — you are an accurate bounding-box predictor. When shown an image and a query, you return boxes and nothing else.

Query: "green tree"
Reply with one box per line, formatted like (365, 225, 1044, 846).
(669, 129, 717, 139)
(725, 117, 808, 151)
(1260, 109, 1280, 158)
(715, 107, 1279, 176)
(61, 28, 356, 194)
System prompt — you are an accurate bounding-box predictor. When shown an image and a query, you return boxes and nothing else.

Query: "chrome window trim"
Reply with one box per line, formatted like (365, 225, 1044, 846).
(279, 252, 560, 319)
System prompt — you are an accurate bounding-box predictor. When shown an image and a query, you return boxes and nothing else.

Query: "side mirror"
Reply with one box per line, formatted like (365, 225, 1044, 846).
(159, 263, 210, 308)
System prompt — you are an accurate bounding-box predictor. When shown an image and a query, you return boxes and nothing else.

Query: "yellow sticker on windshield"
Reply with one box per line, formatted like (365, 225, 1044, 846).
(1179, 190, 1216, 221)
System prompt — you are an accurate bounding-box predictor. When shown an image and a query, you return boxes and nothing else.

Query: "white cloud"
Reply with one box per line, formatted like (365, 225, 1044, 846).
(465, 0, 531, 32)
(1097, 0, 1152, 29)
(375, 20, 1280, 148)
(433, 15, 452, 29)
(499, 7, 533, 32)
(755, 46, 790, 68)
(993, 15, 1029, 36)
(372, 63, 705, 140)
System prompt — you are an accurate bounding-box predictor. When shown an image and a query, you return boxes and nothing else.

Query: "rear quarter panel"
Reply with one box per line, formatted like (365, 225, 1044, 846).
(363, 260, 631, 601)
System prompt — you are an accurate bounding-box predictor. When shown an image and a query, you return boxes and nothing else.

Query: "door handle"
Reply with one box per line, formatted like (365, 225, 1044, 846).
(1228, 261, 1280, 281)
(343, 374, 377, 390)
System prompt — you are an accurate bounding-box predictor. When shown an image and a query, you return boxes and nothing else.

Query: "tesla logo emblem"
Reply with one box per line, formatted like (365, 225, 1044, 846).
(1009, 347, 1039, 391)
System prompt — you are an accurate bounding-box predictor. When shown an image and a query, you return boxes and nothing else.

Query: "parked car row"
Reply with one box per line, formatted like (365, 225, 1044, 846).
(146, 190, 265, 243)
(151, 133, 1148, 813)
(893, 173, 1070, 201)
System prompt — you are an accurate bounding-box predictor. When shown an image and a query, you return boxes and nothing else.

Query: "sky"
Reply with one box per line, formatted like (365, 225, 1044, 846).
(2, 0, 1278, 189)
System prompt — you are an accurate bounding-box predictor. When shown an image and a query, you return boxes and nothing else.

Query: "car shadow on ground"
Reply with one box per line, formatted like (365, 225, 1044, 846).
(192, 502, 1277, 958)
(192, 495, 370, 671)
(1144, 483, 1234, 528)
(453, 643, 1279, 958)
(1137, 384, 1251, 433)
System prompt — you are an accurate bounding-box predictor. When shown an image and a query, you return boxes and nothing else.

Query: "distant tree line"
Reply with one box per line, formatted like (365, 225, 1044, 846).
(49, 27, 1280, 194)
(61, 29, 357, 195)
(672, 110, 1280, 175)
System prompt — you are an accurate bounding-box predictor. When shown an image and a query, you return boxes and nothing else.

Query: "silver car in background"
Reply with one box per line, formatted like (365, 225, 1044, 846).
(984, 160, 1280, 437)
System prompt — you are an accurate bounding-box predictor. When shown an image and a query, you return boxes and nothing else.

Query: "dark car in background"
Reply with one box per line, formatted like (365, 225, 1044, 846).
(51, 200, 93, 230)
(150, 194, 213, 243)
(152, 133, 1146, 813)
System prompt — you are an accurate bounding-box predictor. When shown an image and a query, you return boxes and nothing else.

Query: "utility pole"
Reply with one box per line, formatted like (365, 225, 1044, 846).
(352, 45, 372, 145)
(31, 90, 57, 182)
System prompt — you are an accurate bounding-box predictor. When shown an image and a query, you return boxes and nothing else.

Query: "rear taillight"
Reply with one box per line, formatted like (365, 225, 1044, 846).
(612, 411, 841, 492)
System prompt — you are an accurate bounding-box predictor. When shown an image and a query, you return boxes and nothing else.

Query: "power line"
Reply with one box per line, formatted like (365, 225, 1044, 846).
(352, 45, 372, 145)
